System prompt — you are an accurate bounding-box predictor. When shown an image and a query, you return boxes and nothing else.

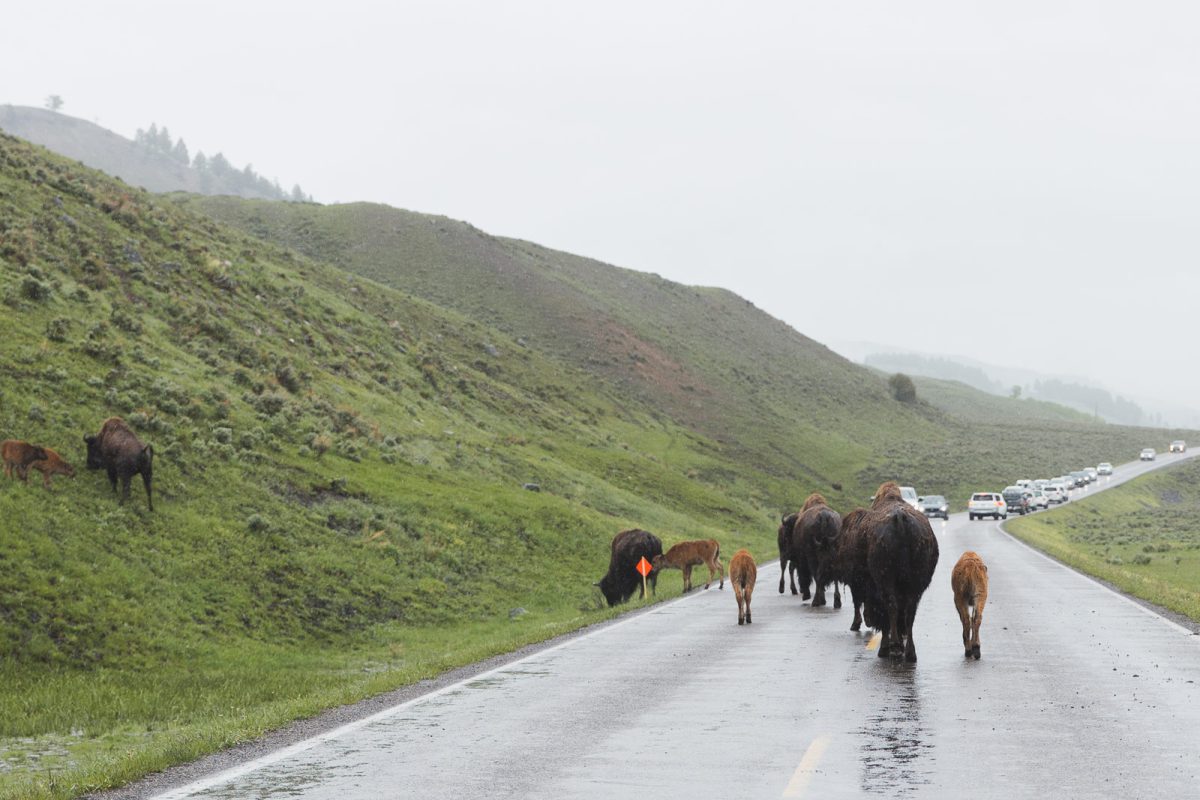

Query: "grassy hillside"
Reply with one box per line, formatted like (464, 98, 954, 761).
(0, 132, 1192, 798)
(179, 195, 1189, 505)
(0, 106, 286, 200)
(1007, 458, 1200, 620)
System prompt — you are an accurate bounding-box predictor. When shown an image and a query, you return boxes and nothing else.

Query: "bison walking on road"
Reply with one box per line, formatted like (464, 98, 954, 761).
(729, 549, 757, 625)
(794, 493, 843, 608)
(84, 417, 154, 510)
(824, 507, 874, 631)
(777, 512, 800, 595)
(952, 551, 989, 659)
(864, 481, 939, 662)
(596, 529, 663, 607)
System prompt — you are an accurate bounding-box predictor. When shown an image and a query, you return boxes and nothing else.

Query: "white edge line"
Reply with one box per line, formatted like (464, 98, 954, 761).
(997, 456, 1200, 639)
(152, 561, 784, 798)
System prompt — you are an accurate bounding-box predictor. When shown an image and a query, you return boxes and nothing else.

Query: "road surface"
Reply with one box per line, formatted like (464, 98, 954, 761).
(128, 453, 1200, 799)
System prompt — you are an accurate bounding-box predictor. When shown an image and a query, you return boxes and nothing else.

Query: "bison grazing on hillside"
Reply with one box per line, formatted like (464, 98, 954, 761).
(729, 549, 757, 625)
(864, 481, 939, 662)
(952, 551, 989, 660)
(777, 512, 802, 595)
(793, 492, 843, 608)
(84, 417, 154, 510)
(28, 447, 76, 489)
(652, 539, 724, 592)
(2, 440, 48, 482)
(596, 529, 663, 607)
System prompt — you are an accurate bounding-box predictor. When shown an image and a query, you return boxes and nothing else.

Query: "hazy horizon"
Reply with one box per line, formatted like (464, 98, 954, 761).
(4, 1, 1198, 422)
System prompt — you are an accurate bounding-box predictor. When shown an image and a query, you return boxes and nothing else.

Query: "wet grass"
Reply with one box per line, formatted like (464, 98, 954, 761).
(1006, 459, 1200, 621)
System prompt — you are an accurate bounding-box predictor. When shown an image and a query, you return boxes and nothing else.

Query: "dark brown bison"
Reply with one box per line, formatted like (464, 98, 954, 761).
(84, 417, 154, 510)
(596, 529, 663, 607)
(652, 539, 723, 592)
(730, 549, 757, 625)
(823, 507, 874, 631)
(952, 551, 989, 660)
(864, 481, 939, 662)
(2, 440, 48, 482)
(777, 512, 801, 595)
(28, 447, 76, 489)
(793, 492, 843, 608)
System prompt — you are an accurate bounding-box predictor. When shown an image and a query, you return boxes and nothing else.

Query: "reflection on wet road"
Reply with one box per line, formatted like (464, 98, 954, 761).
(150, 457, 1200, 799)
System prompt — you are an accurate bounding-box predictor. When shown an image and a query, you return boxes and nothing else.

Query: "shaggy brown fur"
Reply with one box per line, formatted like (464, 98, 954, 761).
(653, 539, 724, 592)
(864, 483, 940, 662)
(84, 417, 154, 510)
(2, 440, 48, 482)
(729, 549, 757, 625)
(777, 512, 801, 595)
(952, 551, 988, 659)
(794, 492, 843, 608)
(28, 448, 76, 489)
(596, 529, 663, 607)
(824, 508, 874, 631)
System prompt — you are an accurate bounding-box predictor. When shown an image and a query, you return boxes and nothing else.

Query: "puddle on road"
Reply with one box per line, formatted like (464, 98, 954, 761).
(857, 667, 934, 796)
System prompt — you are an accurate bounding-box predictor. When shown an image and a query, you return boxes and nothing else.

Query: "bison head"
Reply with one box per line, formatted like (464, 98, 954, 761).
(596, 575, 622, 607)
(83, 434, 103, 470)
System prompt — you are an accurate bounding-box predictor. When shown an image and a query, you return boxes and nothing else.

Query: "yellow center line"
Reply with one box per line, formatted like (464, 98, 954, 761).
(866, 632, 881, 650)
(782, 735, 830, 797)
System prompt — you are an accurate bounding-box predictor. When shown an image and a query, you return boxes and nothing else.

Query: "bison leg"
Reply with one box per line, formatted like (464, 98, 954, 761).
(789, 562, 799, 596)
(778, 555, 787, 594)
(16, 465, 28, 483)
(797, 557, 812, 600)
(879, 594, 901, 658)
(712, 557, 724, 590)
(971, 602, 984, 660)
(902, 597, 920, 663)
(744, 582, 753, 623)
(141, 470, 153, 511)
(734, 582, 745, 624)
(106, 467, 119, 495)
(956, 598, 972, 657)
(812, 566, 827, 607)
(682, 564, 693, 592)
(833, 581, 842, 610)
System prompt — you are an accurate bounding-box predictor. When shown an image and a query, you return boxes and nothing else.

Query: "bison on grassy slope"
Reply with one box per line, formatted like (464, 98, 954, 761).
(864, 481, 939, 662)
(653, 538, 724, 592)
(596, 529, 663, 607)
(1, 440, 47, 482)
(84, 417, 154, 510)
(28, 447, 75, 489)
(794, 492, 843, 608)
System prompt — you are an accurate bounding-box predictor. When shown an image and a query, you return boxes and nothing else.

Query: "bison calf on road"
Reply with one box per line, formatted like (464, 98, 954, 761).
(730, 549, 756, 625)
(596, 529, 663, 607)
(652, 539, 724, 592)
(84, 417, 154, 510)
(29, 448, 76, 489)
(2, 440, 47, 482)
(952, 551, 988, 660)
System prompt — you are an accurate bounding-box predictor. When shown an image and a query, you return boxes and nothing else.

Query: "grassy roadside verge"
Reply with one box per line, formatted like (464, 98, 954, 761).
(1006, 460, 1200, 622)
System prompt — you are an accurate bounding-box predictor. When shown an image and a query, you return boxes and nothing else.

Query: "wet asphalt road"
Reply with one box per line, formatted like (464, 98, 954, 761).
(142, 455, 1200, 800)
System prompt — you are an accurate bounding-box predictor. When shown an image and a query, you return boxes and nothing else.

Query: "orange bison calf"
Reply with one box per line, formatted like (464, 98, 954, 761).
(2, 440, 48, 482)
(951, 551, 989, 660)
(652, 539, 724, 592)
(29, 448, 76, 489)
(729, 549, 756, 625)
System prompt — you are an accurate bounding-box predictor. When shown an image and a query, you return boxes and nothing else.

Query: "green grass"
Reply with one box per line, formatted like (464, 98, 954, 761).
(1007, 459, 1200, 621)
(0, 132, 1194, 798)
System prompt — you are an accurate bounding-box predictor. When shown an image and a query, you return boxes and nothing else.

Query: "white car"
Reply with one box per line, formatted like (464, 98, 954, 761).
(1027, 489, 1050, 510)
(900, 486, 920, 509)
(1043, 485, 1067, 504)
(968, 492, 1008, 521)
(1140, 448, 1156, 461)
(1097, 463, 1113, 476)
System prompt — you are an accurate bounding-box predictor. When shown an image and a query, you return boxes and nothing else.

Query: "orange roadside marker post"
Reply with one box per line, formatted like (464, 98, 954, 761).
(636, 556, 652, 600)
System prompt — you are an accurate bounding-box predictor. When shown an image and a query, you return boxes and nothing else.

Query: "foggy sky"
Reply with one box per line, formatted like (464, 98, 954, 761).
(4, 1, 1198, 420)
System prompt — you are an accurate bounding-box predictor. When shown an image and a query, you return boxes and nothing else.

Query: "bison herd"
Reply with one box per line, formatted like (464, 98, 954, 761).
(596, 481, 991, 662)
(2, 416, 153, 510)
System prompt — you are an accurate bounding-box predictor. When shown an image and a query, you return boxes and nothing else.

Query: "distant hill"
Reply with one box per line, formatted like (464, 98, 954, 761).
(0, 105, 303, 201)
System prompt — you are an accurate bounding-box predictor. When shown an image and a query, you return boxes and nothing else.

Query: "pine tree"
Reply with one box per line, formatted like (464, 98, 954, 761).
(192, 151, 208, 171)
(290, 184, 306, 202)
(172, 138, 190, 165)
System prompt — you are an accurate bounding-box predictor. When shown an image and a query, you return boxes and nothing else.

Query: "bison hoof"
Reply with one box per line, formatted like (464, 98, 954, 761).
(850, 621, 861, 632)
(738, 617, 745, 625)
(812, 598, 825, 607)
(790, 588, 798, 596)
(746, 614, 752, 624)
(964, 649, 973, 658)
(834, 598, 842, 609)
(801, 592, 811, 601)
(972, 645, 981, 660)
